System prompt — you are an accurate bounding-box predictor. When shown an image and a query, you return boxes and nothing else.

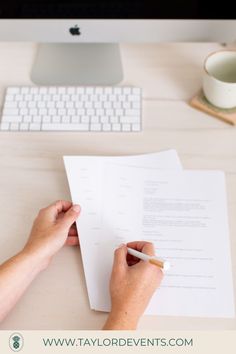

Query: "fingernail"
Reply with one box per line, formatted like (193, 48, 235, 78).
(118, 243, 125, 248)
(72, 204, 81, 212)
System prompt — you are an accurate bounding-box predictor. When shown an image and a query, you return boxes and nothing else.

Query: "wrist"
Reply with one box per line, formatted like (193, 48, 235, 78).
(20, 246, 51, 272)
(103, 308, 140, 330)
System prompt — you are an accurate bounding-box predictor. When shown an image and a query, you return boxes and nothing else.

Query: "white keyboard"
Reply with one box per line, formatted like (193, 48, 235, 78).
(0, 86, 142, 132)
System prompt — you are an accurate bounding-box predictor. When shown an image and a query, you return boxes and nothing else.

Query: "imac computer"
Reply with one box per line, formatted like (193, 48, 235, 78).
(0, 1, 236, 85)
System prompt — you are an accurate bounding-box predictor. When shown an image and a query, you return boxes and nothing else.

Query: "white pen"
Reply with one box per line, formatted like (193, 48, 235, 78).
(127, 247, 170, 271)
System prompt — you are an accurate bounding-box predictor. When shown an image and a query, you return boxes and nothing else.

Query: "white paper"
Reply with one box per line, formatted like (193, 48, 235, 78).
(64, 152, 235, 318)
(100, 166, 234, 318)
(64, 150, 182, 307)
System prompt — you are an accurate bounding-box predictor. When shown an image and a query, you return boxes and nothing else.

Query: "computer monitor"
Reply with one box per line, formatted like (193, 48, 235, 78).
(0, 1, 236, 85)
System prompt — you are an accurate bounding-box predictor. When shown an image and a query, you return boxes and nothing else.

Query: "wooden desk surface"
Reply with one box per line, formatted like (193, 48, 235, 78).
(0, 42, 235, 330)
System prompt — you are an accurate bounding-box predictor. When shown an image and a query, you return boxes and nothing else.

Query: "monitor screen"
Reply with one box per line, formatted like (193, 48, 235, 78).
(0, 1, 235, 19)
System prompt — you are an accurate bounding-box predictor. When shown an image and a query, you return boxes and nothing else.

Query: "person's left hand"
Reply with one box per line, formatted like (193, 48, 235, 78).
(23, 200, 81, 269)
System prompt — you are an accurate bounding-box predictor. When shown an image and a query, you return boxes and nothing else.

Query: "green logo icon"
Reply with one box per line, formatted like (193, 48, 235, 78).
(9, 333, 24, 352)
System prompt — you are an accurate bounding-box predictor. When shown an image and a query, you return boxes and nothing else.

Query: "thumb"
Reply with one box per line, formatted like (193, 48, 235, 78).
(142, 242, 155, 257)
(59, 204, 81, 229)
(112, 244, 128, 275)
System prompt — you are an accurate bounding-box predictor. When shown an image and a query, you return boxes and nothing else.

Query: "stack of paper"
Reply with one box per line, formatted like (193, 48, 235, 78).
(64, 150, 235, 318)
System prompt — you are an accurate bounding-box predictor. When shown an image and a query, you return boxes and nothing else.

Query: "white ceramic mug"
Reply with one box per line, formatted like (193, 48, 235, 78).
(203, 50, 236, 109)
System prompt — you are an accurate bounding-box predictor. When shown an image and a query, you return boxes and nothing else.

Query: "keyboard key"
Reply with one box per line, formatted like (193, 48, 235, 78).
(42, 116, 51, 123)
(120, 116, 140, 124)
(20, 123, 29, 131)
(76, 87, 85, 94)
(103, 124, 111, 131)
(67, 87, 76, 94)
(58, 87, 66, 94)
(15, 95, 23, 101)
(122, 124, 131, 131)
(5, 94, 14, 101)
(114, 87, 122, 94)
(58, 109, 66, 116)
(18, 101, 27, 108)
(96, 109, 104, 116)
(62, 116, 70, 123)
(81, 116, 90, 123)
(4, 101, 18, 108)
(106, 109, 114, 116)
(29, 109, 38, 116)
(39, 87, 48, 94)
(76, 109, 85, 115)
(87, 109, 95, 116)
(71, 116, 80, 123)
(47, 102, 55, 108)
(8, 87, 20, 94)
(126, 109, 140, 116)
(101, 116, 109, 124)
(112, 123, 121, 131)
(56, 101, 64, 108)
(113, 102, 122, 109)
(42, 123, 89, 131)
(28, 101, 37, 108)
(91, 123, 102, 131)
(52, 116, 61, 123)
(132, 124, 141, 131)
(20, 108, 28, 116)
(94, 102, 102, 109)
(0, 123, 10, 130)
(3, 108, 19, 116)
(48, 87, 57, 94)
(67, 101, 74, 108)
(30, 123, 41, 131)
(124, 87, 131, 94)
(110, 116, 119, 124)
(132, 87, 141, 95)
(123, 102, 131, 109)
(86, 87, 94, 94)
(49, 108, 56, 115)
(2, 116, 22, 123)
(91, 116, 99, 124)
(132, 102, 141, 109)
(25, 94, 32, 101)
(128, 95, 140, 102)
(10, 123, 20, 130)
(23, 116, 32, 123)
(104, 102, 112, 109)
(33, 116, 41, 123)
(68, 109, 76, 116)
(21, 87, 29, 94)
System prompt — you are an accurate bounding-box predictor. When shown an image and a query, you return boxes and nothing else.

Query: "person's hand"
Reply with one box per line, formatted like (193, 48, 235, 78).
(103, 241, 163, 330)
(22, 200, 81, 270)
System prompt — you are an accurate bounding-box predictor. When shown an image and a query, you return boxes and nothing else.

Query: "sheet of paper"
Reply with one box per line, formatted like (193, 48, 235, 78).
(64, 150, 182, 308)
(96, 166, 234, 318)
(64, 150, 182, 242)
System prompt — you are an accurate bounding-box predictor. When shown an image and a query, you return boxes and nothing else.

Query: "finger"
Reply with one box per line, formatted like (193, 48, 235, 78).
(41, 200, 73, 222)
(59, 204, 81, 229)
(126, 241, 155, 257)
(112, 244, 128, 274)
(68, 227, 78, 237)
(126, 253, 140, 264)
(127, 259, 139, 266)
(66, 236, 80, 246)
(142, 242, 155, 256)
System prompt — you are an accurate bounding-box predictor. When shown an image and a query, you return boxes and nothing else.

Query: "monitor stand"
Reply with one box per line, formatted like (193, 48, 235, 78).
(31, 43, 123, 86)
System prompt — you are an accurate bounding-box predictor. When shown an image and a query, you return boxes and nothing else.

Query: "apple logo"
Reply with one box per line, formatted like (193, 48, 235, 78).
(69, 25, 81, 36)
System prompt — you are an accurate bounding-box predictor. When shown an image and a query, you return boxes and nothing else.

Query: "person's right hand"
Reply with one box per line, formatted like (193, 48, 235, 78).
(103, 241, 163, 330)
(23, 200, 81, 271)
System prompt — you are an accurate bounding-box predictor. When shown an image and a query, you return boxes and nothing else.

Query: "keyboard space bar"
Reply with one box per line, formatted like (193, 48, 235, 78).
(42, 124, 89, 131)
